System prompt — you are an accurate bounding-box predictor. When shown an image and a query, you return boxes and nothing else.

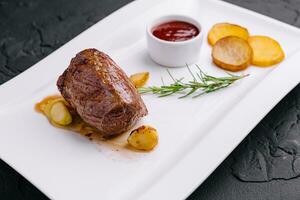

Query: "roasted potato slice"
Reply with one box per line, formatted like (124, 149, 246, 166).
(43, 99, 72, 126)
(130, 72, 150, 88)
(127, 125, 158, 151)
(208, 23, 249, 46)
(43, 98, 64, 117)
(36, 95, 63, 113)
(49, 101, 72, 126)
(212, 36, 252, 72)
(248, 36, 285, 67)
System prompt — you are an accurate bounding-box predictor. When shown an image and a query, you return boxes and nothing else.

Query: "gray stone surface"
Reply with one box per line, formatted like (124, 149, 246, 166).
(0, 0, 300, 199)
(189, 85, 300, 200)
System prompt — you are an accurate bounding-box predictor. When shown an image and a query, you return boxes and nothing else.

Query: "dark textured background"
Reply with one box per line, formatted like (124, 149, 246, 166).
(1, 0, 300, 199)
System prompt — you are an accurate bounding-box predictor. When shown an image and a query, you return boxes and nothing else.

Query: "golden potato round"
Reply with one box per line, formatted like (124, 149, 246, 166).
(127, 125, 158, 151)
(212, 36, 252, 72)
(43, 99, 72, 126)
(248, 36, 285, 67)
(49, 101, 72, 126)
(129, 72, 150, 88)
(208, 23, 249, 46)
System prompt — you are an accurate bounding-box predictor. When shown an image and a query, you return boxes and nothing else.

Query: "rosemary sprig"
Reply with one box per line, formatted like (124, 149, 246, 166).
(138, 65, 249, 98)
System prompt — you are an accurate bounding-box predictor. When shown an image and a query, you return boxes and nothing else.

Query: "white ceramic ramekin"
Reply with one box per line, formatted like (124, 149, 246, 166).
(146, 15, 203, 67)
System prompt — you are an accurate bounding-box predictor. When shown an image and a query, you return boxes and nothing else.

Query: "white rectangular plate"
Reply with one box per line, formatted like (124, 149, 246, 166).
(1, 0, 300, 199)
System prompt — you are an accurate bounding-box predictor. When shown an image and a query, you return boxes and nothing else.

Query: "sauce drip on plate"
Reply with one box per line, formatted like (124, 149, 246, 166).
(35, 95, 105, 141)
(152, 21, 199, 42)
(35, 95, 151, 152)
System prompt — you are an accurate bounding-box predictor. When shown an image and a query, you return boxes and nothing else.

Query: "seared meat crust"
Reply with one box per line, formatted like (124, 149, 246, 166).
(57, 49, 148, 137)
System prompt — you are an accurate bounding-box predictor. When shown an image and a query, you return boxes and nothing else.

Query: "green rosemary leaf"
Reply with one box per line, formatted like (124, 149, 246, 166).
(138, 66, 248, 99)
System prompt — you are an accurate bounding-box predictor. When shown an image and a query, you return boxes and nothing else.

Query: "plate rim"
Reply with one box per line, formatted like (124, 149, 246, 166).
(0, 0, 300, 199)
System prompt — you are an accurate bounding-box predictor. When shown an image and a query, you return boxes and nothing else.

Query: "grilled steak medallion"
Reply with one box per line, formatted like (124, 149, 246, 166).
(57, 49, 148, 137)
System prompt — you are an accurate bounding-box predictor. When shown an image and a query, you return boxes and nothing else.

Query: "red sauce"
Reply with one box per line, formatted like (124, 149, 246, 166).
(152, 21, 200, 42)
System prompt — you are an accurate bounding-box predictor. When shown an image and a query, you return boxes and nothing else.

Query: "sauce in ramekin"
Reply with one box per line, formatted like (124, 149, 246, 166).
(152, 21, 200, 42)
